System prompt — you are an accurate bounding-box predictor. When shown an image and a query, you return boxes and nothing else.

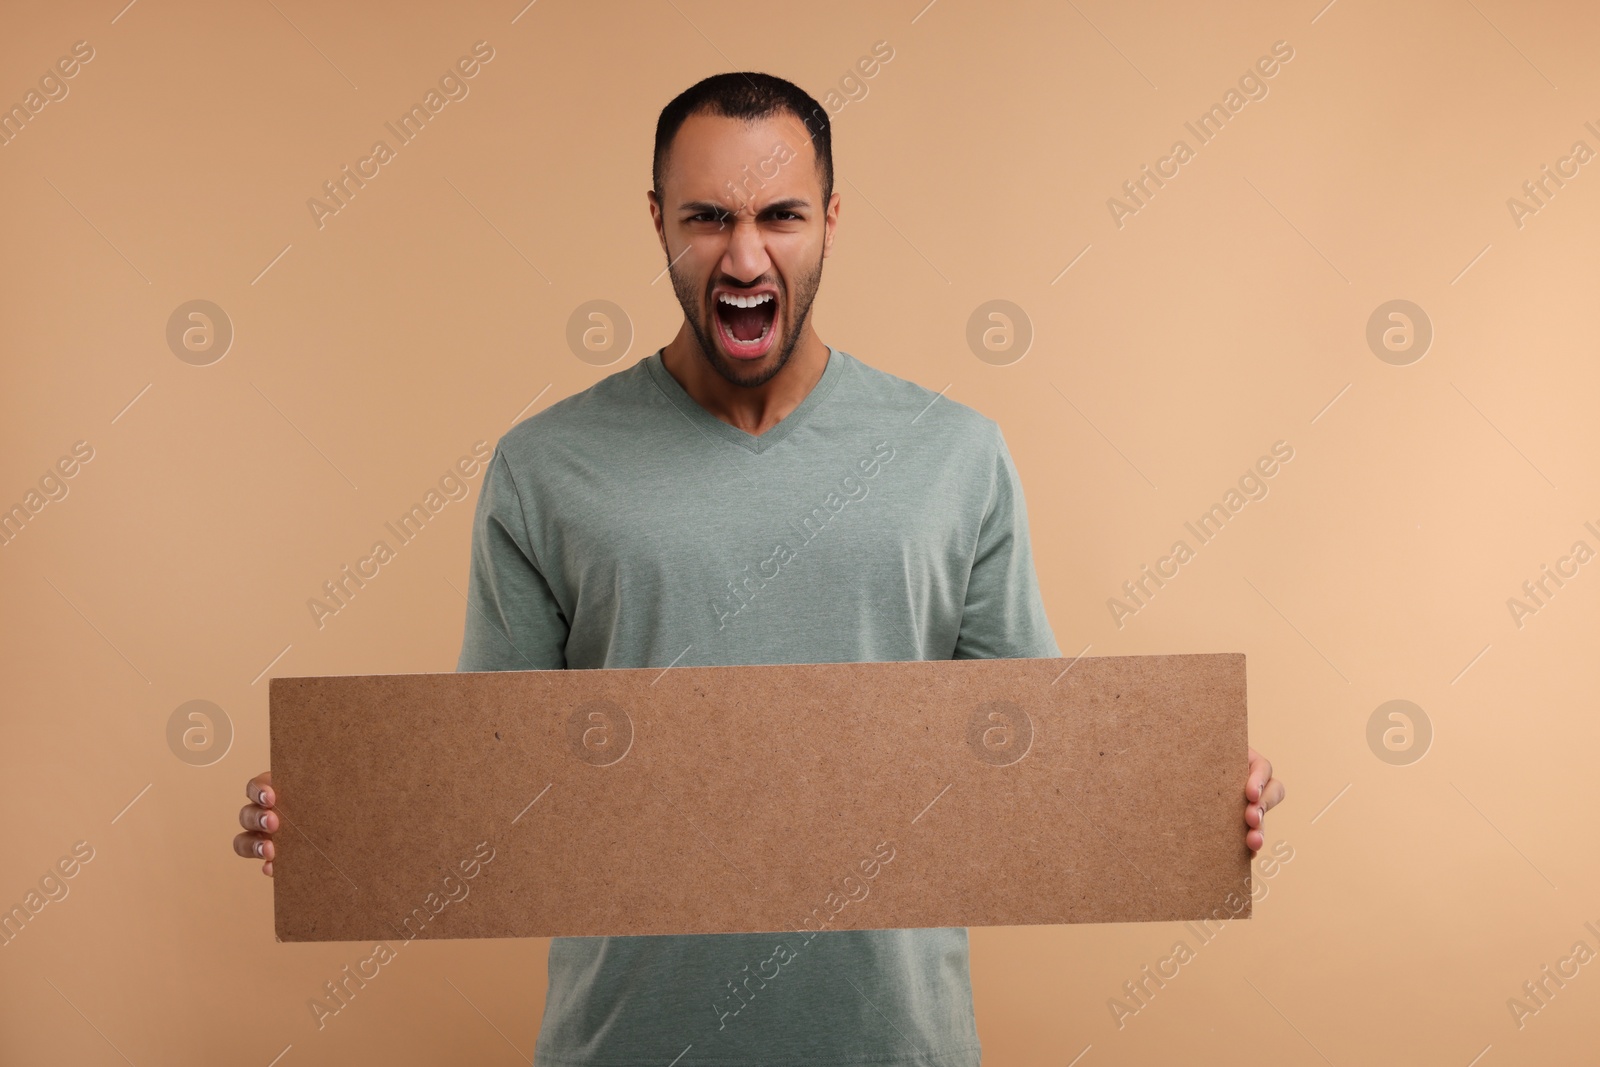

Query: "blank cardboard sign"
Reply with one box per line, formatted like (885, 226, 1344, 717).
(269, 653, 1249, 942)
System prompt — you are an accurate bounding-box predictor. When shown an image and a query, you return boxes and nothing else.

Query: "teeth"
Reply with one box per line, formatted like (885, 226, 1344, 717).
(717, 292, 774, 309)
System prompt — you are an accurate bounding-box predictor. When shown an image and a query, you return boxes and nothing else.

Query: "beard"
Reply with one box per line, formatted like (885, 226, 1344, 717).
(669, 250, 824, 389)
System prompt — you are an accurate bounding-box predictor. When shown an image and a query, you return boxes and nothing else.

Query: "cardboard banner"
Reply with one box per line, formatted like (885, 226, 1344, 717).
(269, 653, 1250, 942)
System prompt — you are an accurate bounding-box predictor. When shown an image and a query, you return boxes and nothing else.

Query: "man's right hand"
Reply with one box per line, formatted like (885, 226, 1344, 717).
(234, 771, 277, 877)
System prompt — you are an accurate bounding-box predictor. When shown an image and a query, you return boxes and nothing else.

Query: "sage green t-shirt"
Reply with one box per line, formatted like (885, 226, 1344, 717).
(457, 345, 1059, 1066)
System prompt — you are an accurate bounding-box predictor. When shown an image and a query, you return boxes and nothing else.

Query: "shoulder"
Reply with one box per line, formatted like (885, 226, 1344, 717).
(832, 349, 1001, 446)
(493, 356, 658, 465)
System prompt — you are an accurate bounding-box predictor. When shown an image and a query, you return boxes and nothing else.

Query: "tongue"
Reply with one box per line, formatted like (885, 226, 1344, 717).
(722, 302, 771, 343)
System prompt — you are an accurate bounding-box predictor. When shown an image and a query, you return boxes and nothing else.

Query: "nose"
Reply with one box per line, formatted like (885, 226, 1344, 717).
(719, 214, 772, 286)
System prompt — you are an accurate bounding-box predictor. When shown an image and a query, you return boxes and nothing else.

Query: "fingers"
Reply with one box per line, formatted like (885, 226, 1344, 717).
(1243, 770, 1274, 855)
(1247, 755, 1273, 804)
(233, 831, 275, 862)
(239, 803, 277, 833)
(240, 771, 277, 877)
(247, 771, 273, 808)
(1243, 799, 1265, 844)
(1242, 771, 1287, 855)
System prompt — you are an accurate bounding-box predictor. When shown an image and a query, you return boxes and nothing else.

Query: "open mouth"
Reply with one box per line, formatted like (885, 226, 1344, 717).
(714, 291, 779, 358)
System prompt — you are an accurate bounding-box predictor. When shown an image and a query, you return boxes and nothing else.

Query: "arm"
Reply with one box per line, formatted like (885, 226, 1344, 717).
(456, 446, 569, 672)
(947, 423, 1286, 853)
(952, 422, 1060, 661)
(234, 443, 570, 875)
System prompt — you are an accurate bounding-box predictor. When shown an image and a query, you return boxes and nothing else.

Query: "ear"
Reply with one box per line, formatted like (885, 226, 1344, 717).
(647, 189, 669, 257)
(821, 190, 841, 259)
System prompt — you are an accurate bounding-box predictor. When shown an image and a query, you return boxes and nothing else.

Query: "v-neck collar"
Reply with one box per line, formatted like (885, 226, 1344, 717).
(644, 345, 846, 455)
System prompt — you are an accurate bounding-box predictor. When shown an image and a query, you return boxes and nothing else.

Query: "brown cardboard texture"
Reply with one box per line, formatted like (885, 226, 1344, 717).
(269, 653, 1250, 941)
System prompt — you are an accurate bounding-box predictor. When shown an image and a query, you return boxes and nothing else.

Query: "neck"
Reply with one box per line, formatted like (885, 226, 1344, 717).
(659, 324, 831, 436)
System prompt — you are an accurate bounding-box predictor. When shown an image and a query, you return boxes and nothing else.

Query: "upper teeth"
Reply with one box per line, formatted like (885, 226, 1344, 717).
(718, 292, 773, 308)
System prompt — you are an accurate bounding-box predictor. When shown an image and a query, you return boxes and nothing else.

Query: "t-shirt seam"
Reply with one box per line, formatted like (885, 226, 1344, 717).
(643, 348, 850, 455)
(953, 419, 1026, 662)
(492, 446, 549, 581)
(963, 419, 1003, 603)
(979, 419, 1003, 561)
(643, 354, 714, 441)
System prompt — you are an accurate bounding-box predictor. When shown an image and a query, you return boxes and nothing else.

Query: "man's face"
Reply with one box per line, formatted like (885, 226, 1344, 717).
(651, 110, 837, 388)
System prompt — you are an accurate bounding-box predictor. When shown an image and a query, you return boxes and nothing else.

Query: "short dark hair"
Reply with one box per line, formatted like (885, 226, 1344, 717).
(653, 72, 833, 208)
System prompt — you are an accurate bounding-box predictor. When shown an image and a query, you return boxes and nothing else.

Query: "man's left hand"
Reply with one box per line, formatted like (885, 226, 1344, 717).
(1245, 746, 1284, 853)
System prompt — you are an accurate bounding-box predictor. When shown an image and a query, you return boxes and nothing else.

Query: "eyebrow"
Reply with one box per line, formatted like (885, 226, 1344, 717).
(678, 198, 811, 217)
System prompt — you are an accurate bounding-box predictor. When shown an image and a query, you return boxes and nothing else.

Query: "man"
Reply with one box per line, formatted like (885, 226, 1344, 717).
(235, 71, 1285, 1064)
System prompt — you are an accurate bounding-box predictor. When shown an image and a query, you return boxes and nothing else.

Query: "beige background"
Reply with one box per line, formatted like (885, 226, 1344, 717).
(2, 0, 1597, 1063)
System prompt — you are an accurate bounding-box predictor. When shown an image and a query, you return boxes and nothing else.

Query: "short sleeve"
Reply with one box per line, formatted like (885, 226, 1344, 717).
(456, 445, 570, 672)
(952, 424, 1061, 660)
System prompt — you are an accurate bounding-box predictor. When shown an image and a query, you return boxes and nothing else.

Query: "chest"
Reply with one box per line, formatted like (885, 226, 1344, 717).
(534, 439, 980, 614)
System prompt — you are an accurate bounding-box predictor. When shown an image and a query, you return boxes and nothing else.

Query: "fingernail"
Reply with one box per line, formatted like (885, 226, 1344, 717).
(255, 841, 264, 857)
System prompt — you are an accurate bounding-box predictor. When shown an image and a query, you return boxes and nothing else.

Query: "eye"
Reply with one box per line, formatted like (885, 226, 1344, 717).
(772, 210, 801, 221)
